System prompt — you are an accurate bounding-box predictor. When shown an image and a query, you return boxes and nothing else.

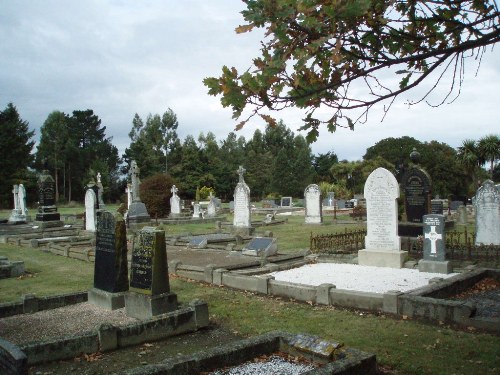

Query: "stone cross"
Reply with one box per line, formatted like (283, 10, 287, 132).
(424, 225, 442, 255)
(97, 172, 102, 184)
(130, 161, 141, 202)
(237, 165, 246, 183)
(171, 185, 178, 196)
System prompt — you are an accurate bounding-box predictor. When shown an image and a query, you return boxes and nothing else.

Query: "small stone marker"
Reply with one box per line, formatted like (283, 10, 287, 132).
(125, 227, 177, 319)
(418, 214, 451, 274)
(474, 180, 500, 245)
(242, 237, 277, 257)
(84, 188, 97, 232)
(288, 333, 343, 359)
(304, 184, 322, 224)
(280, 196, 292, 207)
(88, 211, 129, 310)
(192, 202, 201, 218)
(188, 236, 208, 249)
(358, 167, 407, 268)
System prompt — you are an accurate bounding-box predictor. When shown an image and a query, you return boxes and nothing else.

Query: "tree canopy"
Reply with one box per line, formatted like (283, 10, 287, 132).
(204, 0, 500, 141)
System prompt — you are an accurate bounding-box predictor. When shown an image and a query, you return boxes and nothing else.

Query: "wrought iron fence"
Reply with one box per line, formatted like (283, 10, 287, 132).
(406, 227, 500, 263)
(310, 229, 366, 254)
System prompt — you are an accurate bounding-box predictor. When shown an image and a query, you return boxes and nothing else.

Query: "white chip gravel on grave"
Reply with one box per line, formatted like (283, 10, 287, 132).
(209, 355, 314, 375)
(270, 263, 458, 294)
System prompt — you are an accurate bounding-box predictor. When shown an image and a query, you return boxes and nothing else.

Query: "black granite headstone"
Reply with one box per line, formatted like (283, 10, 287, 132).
(129, 227, 169, 295)
(431, 200, 443, 215)
(403, 167, 431, 223)
(93, 211, 128, 293)
(35, 169, 60, 222)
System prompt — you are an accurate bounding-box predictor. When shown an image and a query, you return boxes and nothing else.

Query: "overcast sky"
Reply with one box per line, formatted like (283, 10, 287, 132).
(1, 1, 499, 162)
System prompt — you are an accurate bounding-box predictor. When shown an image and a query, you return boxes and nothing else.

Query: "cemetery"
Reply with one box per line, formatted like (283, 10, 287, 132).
(0, 162, 498, 374)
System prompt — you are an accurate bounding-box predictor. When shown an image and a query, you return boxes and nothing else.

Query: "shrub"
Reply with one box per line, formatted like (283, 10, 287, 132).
(199, 186, 215, 200)
(140, 173, 176, 218)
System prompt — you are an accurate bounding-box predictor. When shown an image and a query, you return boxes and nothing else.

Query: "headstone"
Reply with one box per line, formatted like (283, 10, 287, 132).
(242, 237, 277, 257)
(233, 166, 251, 229)
(280, 196, 292, 207)
(450, 200, 464, 210)
(188, 237, 208, 249)
(207, 193, 217, 217)
(125, 227, 177, 319)
(18, 184, 27, 216)
(169, 185, 181, 216)
(474, 180, 500, 245)
(96, 172, 105, 208)
(84, 188, 97, 232)
(418, 214, 451, 274)
(127, 160, 150, 224)
(327, 192, 335, 207)
(431, 199, 443, 215)
(8, 185, 27, 224)
(35, 166, 61, 225)
(304, 184, 322, 224)
(403, 167, 431, 223)
(337, 199, 346, 209)
(457, 205, 468, 224)
(358, 167, 407, 268)
(229, 201, 235, 211)
(88, 211, 129, 310)
(125, 183, 132, 209)
(192, 202, 201, 218)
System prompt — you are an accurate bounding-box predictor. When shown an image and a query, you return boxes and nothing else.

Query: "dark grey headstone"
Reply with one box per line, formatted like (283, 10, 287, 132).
(93, 211, 129, 293)
(188, 237, 208, 249)
(431, 200, 443, 214)
(242, 237, 277, 257)
(423, 214, 445, 261)
(403, 167, 431, 223)
(280, 197, 292, 207)
(130, 227, 169, 295)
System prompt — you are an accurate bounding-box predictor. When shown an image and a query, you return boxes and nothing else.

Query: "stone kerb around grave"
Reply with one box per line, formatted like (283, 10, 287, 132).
(88, 211, 129, 310)
(304, 184, 322, 224)
(418, 214, 452, 274)
(358, 167, 407, 268)
(125, 227, 177, 319)
(474, 180, 500, 246)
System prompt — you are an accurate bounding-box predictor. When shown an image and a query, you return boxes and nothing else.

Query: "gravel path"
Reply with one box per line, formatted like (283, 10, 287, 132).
(270, 263, 459, 294)
(0, 302, 138, 345)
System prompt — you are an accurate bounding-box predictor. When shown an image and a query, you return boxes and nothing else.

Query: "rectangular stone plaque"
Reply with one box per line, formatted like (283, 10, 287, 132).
(288, 334, 342, 359)
(130, 227, 169, 295)
(242, 237, 277, 257)
(280, 196, 292, 207)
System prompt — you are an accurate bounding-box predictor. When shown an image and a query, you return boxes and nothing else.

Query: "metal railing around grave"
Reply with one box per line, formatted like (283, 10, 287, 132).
(406, 227, 500, 263)
(310, 229, 367, 254)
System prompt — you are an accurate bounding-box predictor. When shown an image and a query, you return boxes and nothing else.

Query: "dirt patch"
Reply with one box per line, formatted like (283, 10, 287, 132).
(449, 277, 500, 318)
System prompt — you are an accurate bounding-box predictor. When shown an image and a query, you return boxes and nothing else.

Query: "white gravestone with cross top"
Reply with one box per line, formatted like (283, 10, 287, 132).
(170, 185, 181, 216)
(418, 214, 452, 274)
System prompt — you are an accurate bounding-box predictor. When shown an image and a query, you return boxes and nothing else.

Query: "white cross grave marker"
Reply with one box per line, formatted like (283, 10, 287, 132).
(425, 225, 442, 255)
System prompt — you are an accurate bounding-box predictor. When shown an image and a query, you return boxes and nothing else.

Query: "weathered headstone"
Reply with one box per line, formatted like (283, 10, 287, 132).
(127, 160, 150, 224)
(125, 183, 132, 210)
(125, 227, 177, 318)
(457, 205, 468, 224)
(35, 166, 61, 225)
(18, 184, 27, 216)
(358, 168, 407, 268)
(233, 166, 251, 230)
(418, 214, 451, 274)
(474, 180, 500, 245)
(88, 211, 129, 310)
(170, 185, 181, 216)
(96, 172, 105, 208)
(207, 193, 217, 217)
(431, 199, 444, 215)
(8, 184, 27, 224)
(280, 196, 292, 207)
(192, 202, 201, 218)
(84, 188, 97, 232)
(304, 184, 322, 224)
(242, 237, 277, 257)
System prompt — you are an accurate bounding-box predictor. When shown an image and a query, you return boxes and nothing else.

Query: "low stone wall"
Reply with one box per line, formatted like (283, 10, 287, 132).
(6, 299, 208, 365)
(0, 292, 88, 318)
(0, 338, 27, 375)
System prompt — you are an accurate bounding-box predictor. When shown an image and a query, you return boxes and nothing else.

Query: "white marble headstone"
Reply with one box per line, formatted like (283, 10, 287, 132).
(18, 184, 27, 215)
(85, 188, 97, 232)
(304, 184, 322, 224)
(233, 166, 251, 228)
(474, 180, 500, 245)
(170, 185, 181, 215)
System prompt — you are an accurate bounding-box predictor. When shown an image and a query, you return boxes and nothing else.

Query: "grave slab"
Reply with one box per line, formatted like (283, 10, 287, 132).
(242, 237, 277, 257)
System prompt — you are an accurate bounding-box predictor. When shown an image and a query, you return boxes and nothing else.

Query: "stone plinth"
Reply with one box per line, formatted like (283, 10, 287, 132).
(124, 292, 178, 320)
(418, 260, 452, 274)
(88, 288, 126, 310)
(127, 201, 150, 224)
(358, 249, 407, 268)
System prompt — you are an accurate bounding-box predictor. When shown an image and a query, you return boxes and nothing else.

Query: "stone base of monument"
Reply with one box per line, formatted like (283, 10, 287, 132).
(33, 219, 64, 229)
(357, 249, 408, 269)
(127, 202, 151, 224)
(125, 291, 178, 319)
(88, 288, 127, 311)
(231, 226, 255, 236)
(418, 259, 452, 274)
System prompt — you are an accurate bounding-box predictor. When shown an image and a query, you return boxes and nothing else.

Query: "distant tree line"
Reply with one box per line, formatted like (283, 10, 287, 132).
(1, 102, 498, 209)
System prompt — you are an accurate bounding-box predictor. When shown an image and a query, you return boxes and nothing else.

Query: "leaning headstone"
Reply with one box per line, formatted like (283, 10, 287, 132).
(304, 184, 322, 224)
(127, 160, 150, 224)
(358, 168, 407, 268)
(35, 165, 62, 226)
(125, 227, 177, 319)
(242, 237, 277, 257)
(84, 188, 97, 232)
(233, 166, 251, 230)
(88, 211, 129, 310)
(169, 185, 181, 216)
(418, 214, 452, 274)
(474, 180, 500, 245)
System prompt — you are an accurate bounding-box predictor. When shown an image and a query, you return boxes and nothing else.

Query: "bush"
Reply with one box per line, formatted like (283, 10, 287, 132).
(140, 173, 176, 218)
(199, 186, 215, 200)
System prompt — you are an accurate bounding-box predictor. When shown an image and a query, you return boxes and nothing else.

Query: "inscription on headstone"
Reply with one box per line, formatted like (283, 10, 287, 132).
(423, 214, 445, 261)
(431, 200, 443, 215)
(403, 168, 431, 223)
(129, 228, 169, 295)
